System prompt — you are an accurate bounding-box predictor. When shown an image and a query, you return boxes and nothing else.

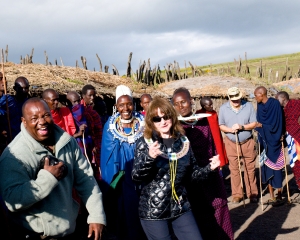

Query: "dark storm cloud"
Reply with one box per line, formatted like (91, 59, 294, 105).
(1, 0, 300, 75)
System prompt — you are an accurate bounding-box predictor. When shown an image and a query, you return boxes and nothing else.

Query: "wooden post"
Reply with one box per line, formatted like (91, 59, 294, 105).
(104, 65, 109, 73)
(188, 61, 195, 78)
(5, 45, 8, 62)
(55, 59, 57, 66)
(184, 61, 188, 79)
(25, 55, 30, 64)
(44, 51, 48, 66)
(268, 68, 273, 83)
(20, 55, 23, 64)
(164, 66, 169, 82)
(112, 64, 119, 76)
(127, 52, 132, 77)
(96, 54, 102, 72)
(60, 57, 64, 67)
(244, 52, 249, 74)
(76, 60, 79, 68)
(29, 48, 34, 63)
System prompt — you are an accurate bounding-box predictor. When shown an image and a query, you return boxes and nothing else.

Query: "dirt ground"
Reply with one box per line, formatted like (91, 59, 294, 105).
(224, 160, 300, 240)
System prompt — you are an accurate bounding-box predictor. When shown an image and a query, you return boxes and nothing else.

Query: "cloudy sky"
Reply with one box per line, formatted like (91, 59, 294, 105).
(1, 0, 300, 75)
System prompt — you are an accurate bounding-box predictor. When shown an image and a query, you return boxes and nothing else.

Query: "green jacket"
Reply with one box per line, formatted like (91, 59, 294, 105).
(0, 123, 106, 237)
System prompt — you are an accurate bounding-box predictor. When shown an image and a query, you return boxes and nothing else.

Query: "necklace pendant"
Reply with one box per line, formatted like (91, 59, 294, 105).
(192, 125, 194, 128)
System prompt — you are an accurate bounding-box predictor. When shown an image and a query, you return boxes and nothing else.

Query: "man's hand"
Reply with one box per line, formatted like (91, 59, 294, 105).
(256, 122, 262, 128)
(88, 223, 104, 240)
(43, 157, 65, 180)
(231, 123, 241, 133)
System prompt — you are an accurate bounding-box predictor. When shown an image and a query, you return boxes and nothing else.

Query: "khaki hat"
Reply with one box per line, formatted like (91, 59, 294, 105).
(227, 87, 243, 100)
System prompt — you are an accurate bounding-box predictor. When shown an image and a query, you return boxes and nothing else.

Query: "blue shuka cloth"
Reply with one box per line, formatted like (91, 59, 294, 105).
(256, 98, 283, 163)
(0, 94, 25, 139)
(100, 113, 146, 240)
(256, 98, 284, 188)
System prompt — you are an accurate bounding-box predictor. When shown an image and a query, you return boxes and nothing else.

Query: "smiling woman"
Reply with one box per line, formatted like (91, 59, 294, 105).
(132, 96, 221, 240)
(100, 85, 146, 240)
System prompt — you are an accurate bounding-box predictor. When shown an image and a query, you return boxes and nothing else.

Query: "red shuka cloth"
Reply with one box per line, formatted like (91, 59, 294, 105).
(51, 107, 76, 136)
(284, 99, 300, 144)
(197, 109, 228, 167)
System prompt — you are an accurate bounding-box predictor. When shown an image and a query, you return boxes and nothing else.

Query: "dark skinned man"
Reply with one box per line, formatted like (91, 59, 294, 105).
(255, 86, 285, 205)
(0, 98, 106, 239)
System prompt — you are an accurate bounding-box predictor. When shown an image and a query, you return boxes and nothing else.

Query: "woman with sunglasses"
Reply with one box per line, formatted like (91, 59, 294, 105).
(132, 97, 220, 240)
(101, 85, 146, 240)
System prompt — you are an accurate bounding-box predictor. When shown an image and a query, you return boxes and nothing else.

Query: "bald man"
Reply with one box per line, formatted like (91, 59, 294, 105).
(255, 86, 285, 205)
(43, 89, 76, 136)
(67, 91, 102, 181)
(0, 97, 106, 239)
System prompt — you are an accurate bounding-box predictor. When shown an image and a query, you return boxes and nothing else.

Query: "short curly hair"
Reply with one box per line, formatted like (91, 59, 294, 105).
(82, 84, 96, 95)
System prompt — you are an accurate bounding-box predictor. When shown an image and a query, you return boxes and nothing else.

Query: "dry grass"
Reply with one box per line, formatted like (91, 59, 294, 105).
(2, 62, 158, 98)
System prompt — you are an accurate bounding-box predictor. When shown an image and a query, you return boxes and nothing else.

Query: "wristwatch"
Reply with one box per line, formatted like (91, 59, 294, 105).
(241, 125, 245, 131)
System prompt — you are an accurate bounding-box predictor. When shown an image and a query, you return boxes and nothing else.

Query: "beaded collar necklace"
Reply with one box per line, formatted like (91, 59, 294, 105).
(120, 117, 133, 124)
(109, 112, 145, 143)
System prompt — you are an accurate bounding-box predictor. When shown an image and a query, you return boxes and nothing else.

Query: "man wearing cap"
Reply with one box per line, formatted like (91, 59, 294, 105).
(219, 87, 258, 203)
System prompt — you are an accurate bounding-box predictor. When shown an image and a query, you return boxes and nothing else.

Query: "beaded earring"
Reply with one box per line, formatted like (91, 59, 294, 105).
(113, 105, 117, 115)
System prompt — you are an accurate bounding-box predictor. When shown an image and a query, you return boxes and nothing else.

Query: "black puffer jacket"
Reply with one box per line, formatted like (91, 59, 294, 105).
(132, 134, 215, 220)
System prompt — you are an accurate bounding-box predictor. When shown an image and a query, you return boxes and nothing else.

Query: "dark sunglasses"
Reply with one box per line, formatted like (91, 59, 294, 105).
(152, 115, 171, 123)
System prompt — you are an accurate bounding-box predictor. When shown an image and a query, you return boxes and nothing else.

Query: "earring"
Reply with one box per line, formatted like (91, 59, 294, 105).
(113, 105, 116, 115)
(192, 104, 196, 114)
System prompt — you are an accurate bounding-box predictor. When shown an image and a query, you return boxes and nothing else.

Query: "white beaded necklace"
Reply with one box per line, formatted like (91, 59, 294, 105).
(120, 117, 134, 124)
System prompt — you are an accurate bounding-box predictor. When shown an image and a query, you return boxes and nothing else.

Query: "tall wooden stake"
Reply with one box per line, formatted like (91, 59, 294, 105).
(1, 49, 12, 142)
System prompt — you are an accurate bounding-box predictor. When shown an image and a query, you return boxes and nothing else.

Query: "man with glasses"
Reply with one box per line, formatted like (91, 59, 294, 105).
(219, 87, 258, 204)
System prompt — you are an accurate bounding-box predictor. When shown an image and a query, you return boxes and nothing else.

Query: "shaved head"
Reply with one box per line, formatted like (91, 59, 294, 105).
(254, 86, 267, 96)
(22, 97, 49, 117)
(254, 86, 268, 103)
(42, 89, 59, 110)
(200, 97, 212, 107)
(67, 91, 81, 106)
(42, 89, 57, 99)
(15, 76, 29, 86)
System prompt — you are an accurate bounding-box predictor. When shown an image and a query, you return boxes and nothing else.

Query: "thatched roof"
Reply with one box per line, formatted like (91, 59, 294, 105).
(158, 76, 259, 99)
(2, 62, 169, 98)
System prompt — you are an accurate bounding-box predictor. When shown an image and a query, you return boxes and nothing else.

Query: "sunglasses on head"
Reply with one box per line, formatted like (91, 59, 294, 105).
(152, 115, 171, 123)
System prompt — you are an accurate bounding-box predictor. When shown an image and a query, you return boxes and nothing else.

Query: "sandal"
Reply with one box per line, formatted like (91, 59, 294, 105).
(272, 198, 285, 207)
(263, 198, 276, 205)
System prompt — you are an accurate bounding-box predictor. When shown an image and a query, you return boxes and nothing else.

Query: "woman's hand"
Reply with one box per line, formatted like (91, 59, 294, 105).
(149, 141, 161, 159)
(209, 155, 220, 170)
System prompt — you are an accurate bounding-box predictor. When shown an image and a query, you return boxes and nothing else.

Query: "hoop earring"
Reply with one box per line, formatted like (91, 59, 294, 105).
(113, 105, 117, 115)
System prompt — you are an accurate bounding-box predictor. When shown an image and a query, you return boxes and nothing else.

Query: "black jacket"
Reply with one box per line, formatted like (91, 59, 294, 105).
(132, 134, 214, 220)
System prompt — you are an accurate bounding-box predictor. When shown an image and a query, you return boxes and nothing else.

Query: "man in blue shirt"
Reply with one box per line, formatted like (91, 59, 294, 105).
(219, 87, 258, 204)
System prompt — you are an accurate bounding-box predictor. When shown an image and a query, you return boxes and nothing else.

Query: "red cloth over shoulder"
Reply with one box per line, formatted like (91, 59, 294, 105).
(197, 109, 228, 167)
(285, 99, 300, 144)
(51, 107, 76, 136)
